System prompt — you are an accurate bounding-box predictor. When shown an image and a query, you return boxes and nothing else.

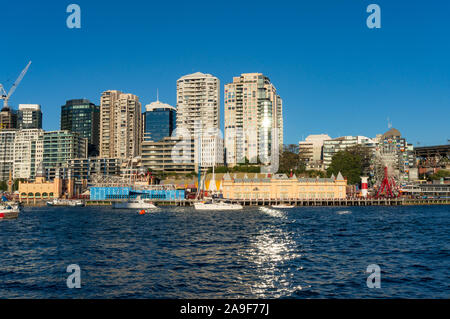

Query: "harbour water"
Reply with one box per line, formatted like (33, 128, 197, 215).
(0, 205, 448, 298)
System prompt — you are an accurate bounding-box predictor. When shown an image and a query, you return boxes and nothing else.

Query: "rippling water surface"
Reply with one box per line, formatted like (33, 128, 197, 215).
(0, 205, 449, 298)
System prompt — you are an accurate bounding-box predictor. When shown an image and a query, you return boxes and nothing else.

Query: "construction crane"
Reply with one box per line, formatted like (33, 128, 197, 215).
(0, 61, 32, 109)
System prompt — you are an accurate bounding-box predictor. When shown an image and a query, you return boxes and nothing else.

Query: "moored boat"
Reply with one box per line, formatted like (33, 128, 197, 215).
(272, 204, 295, 209)
(194, 201, 243, 211)
(0, 205, 20, 220)
(112, 197, 157, 209)
(46, 199, 85, 207)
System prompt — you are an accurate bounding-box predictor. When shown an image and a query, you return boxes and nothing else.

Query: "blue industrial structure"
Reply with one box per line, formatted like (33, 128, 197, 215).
(90, 187, 185, 200)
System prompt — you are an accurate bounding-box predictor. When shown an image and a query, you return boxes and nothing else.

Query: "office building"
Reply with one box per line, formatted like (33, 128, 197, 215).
(323, 136, 376, 169)
(176, 72, 220, 167)
(143, 100, 176, 142)
(100, 90, 142, 159)
(224, 73, 283, 166)
(61, 99, 100, 156)
(42, 130, 88, 170)
(298, 134, 332, 170)
(66, 157, 123, 181)
(141, 136, 195, 174)
(0, 107, 17, 130)
(17, 104, 42, 129)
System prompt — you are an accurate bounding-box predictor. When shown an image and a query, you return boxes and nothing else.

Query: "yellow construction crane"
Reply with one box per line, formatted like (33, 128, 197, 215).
(0, 61, 32, 109)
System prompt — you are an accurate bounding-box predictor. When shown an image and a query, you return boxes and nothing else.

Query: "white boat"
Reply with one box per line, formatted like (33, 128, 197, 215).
(47, 199, 84, 207)
(272, 204, 295, 209)
(194, 201, 243, 211)
(112, 198, 157, 209)
(0, 204, 20, 220)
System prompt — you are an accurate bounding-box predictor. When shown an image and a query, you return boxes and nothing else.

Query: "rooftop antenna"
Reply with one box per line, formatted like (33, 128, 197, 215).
(387, 117, 392, 129)
(156, 88, 159, 102)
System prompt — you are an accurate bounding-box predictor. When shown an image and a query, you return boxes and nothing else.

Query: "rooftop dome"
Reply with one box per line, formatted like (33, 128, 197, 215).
(382, 128, 401, 139)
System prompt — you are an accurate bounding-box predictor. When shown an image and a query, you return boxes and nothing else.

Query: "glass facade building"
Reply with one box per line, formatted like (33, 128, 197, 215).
(17, 104, 43, 129)
(143, 101, 176, 142)
(61, 99, 100, 156)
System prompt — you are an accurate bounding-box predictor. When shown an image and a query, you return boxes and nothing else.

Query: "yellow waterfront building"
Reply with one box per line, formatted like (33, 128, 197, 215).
(222, 172, 347, 200)
(19, 162, 75, 203)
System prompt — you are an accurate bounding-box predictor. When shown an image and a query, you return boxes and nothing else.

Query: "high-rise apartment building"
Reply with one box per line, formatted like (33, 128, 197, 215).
(143, 100, 176, 142)
(17, 104, 42, 129)
(224, 73, 283, 167)
(61, 99, 100, 156)
(0, 130, 17, 181)
(13, 129, 44, 179)
(176, 72, 221, 168)
(100, 90, 142, 159)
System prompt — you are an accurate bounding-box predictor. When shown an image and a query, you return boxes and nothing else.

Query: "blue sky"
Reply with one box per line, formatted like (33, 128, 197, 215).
(1, 0, 449, 146)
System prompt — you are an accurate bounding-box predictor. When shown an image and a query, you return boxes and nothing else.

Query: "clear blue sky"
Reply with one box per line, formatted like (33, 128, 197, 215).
(1, 0, 449, 146)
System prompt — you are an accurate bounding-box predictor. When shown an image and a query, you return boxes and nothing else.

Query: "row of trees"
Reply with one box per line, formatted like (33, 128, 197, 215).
(153, 144, 372, 185)
(279, 144, 372, 185)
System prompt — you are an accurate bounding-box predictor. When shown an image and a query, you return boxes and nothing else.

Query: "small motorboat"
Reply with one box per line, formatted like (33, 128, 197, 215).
(113, 197, 157, 209)
(194, 201, 243, 211)
(0, 204, 21, 220)
(272, 204, 295, 209)
(47, 199, 85, 207)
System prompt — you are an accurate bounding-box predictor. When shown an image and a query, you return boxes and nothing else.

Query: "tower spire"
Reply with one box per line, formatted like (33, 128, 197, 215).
(156, 88, 159, 102)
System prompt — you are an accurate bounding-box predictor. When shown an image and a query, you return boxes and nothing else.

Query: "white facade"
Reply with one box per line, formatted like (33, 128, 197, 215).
(194, 133, 224, 168)
(13, 129, 44, 179)
(0, 130, 17, 181)
(323, 135, 376, 169)
(299, 134, 332, 169)
(176, 72, 220, 167)
(224, 73, 283, 166)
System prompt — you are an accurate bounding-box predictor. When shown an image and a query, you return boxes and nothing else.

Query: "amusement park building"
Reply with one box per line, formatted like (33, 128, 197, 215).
(222, 172, 347, 200)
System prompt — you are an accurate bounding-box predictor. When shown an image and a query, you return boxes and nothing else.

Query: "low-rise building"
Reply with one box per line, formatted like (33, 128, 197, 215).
(222, 172, 347, 200)
(19, 162, 76, 203)
(141, 136, 195, 174)
(298, 134, 331, 170)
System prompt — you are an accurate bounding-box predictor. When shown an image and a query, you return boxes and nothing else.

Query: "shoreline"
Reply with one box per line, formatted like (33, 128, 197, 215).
(18, 198, 450, 207)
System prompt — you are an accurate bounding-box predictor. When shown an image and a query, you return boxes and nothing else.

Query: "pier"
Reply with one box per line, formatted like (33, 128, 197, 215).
(84, 198, 450, 207)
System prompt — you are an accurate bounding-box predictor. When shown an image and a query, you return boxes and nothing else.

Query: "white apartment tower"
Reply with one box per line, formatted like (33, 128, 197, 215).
(176, 72, 222, 168)
(224, 73, 283, 166)
(13, 129, 44, 179)
(100, 90, 142, 159)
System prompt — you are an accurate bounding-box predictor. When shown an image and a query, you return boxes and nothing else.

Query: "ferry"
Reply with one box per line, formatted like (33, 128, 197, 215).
(194, 201, 243, 211)
(47, 199, 85, 207)
(272, 204, 295, 209)
(112, 197, 157, 209)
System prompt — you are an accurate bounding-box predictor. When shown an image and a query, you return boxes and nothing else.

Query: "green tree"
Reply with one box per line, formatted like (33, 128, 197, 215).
(0, 180, 7, 191)
(278, 144, 305, 174)
(429, 169, 450, 180)
(327, 150, 364, 185)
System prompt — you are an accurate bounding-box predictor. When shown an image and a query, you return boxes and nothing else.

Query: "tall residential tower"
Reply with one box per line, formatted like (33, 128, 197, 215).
(99, 90, 142, 159)
(224, 73, 283, 166)
(176, 72, 222, 168)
